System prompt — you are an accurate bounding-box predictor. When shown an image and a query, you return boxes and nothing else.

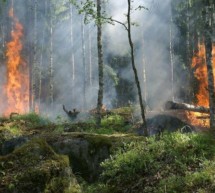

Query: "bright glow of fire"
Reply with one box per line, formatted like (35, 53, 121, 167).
(1, 8, 29, 116)
(187, 43, 215, 128)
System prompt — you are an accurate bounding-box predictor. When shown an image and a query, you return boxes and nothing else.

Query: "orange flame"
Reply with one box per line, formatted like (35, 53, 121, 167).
(187, 43, 215, 128)
(192, 44, 209, 107)
(1, 8, 29, 116)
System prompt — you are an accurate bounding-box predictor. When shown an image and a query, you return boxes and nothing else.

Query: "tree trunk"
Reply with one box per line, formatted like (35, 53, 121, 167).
(165, 101, 210, 114)
(204, 3, 215, 129)
(142, 47, 147, 104)
(127, 0, 148, 136)
(69, 3, 75, 104)
(186, 0, 193, 103)
(88, 24, 92, 86)
(142, 31, 148, 104)
(49, 3, 54, 108)
(96, 0, 104, 127)
(38, 0, 47, 109)
(27, 0, 33, 112)
(0, 0, 6, 60)
(169, 10, 174, 101)
(81, 16, 87, 109)
(32, 0, 38, 112)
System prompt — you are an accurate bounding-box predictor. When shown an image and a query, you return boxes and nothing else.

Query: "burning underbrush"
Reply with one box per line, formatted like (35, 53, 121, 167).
(185, 111, 209, 130)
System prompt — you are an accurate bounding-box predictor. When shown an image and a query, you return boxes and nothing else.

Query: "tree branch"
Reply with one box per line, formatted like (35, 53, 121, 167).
(108, 17, 128, 31)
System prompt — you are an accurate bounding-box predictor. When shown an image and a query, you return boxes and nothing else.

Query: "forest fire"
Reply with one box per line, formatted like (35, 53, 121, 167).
(187, 43, 215, 127)
(0, 8, 29, 116)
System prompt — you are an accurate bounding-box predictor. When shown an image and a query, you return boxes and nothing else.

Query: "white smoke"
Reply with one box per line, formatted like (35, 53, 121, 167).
(104, 0, 177, 110)
(0, 0, 179, 118)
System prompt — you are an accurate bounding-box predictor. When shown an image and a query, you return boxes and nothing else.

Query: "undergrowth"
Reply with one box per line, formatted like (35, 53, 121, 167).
(83, 132, 215, 193)
(11, 113, 51, 128)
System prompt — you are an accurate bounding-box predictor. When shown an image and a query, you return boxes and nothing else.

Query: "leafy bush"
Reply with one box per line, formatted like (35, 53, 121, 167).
(96, 133, 215, 193)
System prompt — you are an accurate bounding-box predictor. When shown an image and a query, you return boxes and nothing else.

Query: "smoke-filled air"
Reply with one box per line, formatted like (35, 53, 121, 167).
(0, 0, 215, 124)
(0, 0, 176, 115)
(0, 0, 215, 192)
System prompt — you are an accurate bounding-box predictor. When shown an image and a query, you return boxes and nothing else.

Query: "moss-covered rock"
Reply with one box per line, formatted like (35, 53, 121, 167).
(0, 124, 25, 155)
(48, 133, 140, 182)
(0, 138, 81, 193)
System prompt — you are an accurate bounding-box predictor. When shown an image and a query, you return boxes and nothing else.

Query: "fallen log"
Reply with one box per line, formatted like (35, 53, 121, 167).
(196, 115, 210, 119)
(165, 101, 210, 114)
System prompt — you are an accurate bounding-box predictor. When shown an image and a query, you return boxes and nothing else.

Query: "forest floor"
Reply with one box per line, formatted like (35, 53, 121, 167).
(0, 108, 213, 193)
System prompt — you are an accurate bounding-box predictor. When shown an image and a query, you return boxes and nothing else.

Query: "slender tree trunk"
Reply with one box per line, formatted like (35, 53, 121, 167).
(69, 3, 75, 104)
(32, 0, 38, 112)
(81, 16, 87, 109)
(0, 24, 5, 60)
(0, 3, 5, 60)
(38, 32, 44, 110)
(96, 0, 104, 127)
(27, 0, 34, 112)
(88, 24, 93, 86)
(127, 0, 148, 136)
(169, 10, 174, 101)
(204, 3, 215, 129)
(142, 36, 147, 104)
(186, 0, 193, 103)
(38, 0, 48, 109)
(49, 4, 54, 108)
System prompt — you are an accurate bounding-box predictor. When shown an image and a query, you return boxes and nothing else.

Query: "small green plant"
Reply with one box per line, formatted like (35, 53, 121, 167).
(53, 125, 65, 134)
(101, 115, 124, 126)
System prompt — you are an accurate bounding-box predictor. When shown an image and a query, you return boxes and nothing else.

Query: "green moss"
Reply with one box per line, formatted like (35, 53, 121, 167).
(0, 126, 23, 145)
(0, 138, 81, 193)
(45, 176, 81, 193)
(85, 135, 113, 150)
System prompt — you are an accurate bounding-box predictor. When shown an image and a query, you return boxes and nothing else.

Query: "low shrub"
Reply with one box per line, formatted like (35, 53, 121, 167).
(91, 132, 215, 193)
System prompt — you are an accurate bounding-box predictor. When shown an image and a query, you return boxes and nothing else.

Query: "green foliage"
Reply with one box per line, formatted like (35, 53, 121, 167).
(11, 113, 51, 129)
(81, 182, 110, 193)
(71, 0, 111, 25)
(89, 114, 129, 134)
(90, 133, 215, 193)
(62, 111, 131, 135)
(101, 115, 124, 127)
